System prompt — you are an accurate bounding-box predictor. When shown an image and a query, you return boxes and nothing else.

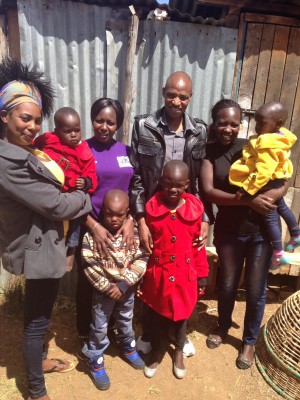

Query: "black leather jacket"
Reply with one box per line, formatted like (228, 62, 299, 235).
(129, 107, 209, 221)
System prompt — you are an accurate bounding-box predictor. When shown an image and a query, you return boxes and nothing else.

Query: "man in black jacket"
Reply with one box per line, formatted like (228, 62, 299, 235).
(130, 71, 209, 253)
(129, 72, 209, 359)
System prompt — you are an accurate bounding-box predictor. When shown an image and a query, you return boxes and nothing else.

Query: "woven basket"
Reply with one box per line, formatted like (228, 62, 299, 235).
(256, 290, 300, 399)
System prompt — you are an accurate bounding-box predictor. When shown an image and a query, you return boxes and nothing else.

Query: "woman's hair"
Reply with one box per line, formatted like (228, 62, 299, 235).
(211, 99, 242, 123)
(90, 98, 124, 129)
(0, 57, 54, 118)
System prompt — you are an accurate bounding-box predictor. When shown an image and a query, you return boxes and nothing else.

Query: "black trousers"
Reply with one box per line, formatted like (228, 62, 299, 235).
(23, 278, 60, 398)
(146, 304, 187, 351)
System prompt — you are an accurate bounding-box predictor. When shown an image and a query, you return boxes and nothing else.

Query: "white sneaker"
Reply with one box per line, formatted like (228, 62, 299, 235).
(183, 338, 196, 358)
(136, 336, 152, 354)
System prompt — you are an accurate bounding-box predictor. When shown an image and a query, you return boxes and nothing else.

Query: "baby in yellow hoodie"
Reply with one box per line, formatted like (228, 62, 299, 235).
(229, 101, 300, 269)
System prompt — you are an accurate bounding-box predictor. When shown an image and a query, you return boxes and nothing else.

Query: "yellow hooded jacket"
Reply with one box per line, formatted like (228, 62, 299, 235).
(229, 127, 297, 195)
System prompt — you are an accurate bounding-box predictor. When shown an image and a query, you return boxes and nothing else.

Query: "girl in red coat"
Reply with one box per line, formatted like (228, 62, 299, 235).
(141, 160, 208, 380)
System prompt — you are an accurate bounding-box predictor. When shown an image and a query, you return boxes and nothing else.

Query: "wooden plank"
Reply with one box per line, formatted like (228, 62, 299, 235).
(243, 12, 300, 27)
(252, 23, 275, 109)
(265, 25, 289, 102)
(289, 53, 300, 188)
(197, 2, 300, 18)
(0, 14, 8, 61)
(7, 10, 20, 60)
(280, 27, 300, 127)
(237, 22, 263, 109)
(231, 12, 246, 100)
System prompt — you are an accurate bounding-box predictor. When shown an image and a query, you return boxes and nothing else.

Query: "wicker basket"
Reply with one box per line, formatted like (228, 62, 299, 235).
(256, 290, 300, 399)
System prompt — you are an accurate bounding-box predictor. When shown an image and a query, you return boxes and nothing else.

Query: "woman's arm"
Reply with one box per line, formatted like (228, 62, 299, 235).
(84, 214, 115, 258)
(3, 156, 92, 220)
(200, 159, 277, 215)
(115, 215, 135, 254)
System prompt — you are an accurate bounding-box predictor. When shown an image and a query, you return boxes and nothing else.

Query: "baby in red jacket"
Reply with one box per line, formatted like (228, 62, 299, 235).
(34, 107, 97, 271)
(141, 160, 209, 380)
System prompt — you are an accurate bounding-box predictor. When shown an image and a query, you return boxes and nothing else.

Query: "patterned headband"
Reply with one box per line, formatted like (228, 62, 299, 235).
(0, 80, 42, 111)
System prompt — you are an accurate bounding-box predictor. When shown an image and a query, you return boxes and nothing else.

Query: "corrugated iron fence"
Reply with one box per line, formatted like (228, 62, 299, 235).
(0, 0, 237, 294)
(18, 0, 237, 137)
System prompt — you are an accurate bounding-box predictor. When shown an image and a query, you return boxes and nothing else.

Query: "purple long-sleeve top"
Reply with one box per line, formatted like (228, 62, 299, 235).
(87, 137, 134, 220)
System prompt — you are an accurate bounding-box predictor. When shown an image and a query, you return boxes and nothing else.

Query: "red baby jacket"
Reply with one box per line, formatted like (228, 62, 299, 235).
(34, 132, 97, 193)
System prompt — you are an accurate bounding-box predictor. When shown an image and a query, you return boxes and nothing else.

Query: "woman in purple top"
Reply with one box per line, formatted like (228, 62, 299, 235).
(76, 98, 135, 346)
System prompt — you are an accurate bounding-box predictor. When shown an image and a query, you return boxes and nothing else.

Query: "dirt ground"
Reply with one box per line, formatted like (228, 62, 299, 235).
(0, 287, 285, 400)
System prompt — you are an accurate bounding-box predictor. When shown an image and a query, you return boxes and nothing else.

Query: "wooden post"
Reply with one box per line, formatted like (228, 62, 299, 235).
(0, 14, 8, 61)
(7, 10, 21, 60)
(121, 6, 139, 145)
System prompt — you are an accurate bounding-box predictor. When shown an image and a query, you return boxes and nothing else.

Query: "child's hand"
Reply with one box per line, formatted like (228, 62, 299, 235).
(136, 283, 143, 297)
(106, 283, 123, 300)
(76, 177, 86, 190)
(235, 189, 245, 201)
(198, 286, 206, 298)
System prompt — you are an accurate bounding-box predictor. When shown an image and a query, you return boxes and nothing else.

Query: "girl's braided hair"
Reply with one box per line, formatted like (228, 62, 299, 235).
(0, 57, 54, 118)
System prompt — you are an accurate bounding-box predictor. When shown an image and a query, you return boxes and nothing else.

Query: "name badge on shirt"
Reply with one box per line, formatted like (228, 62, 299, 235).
(117, 156, 132, 168)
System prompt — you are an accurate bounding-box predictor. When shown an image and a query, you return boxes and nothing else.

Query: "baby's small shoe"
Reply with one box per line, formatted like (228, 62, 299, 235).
(270, 252, 292, 270)
(285, 236, 300, 252)
(136, 336, 152, 355)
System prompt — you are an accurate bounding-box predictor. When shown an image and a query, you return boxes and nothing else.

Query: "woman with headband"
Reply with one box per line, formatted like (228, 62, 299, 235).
(0, 58, 91, 400)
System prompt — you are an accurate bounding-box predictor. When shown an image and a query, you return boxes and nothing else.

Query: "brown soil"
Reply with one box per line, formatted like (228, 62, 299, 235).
(0, 289, 284, 400)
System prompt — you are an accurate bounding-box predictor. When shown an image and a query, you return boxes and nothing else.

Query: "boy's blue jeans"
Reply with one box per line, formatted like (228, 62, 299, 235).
(83, 286, 136, 359)
(264, 197, 300, 252)
(214, 233, 272, 346)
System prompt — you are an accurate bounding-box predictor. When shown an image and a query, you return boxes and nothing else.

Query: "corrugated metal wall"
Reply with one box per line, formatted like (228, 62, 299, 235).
(0, 0, 237, 294)
(18, 0, 237, 138)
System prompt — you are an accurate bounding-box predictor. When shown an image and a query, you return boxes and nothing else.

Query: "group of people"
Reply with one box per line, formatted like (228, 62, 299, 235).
(0, 57, 299, 400)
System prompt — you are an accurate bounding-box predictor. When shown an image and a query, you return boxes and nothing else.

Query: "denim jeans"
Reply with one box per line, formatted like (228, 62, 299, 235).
(23, 279, 60, 399)
(83, 286, 136, 359)
(264, 197, 300, 252)
(214, 233, 272, 346)
(66, 217, 81, 248)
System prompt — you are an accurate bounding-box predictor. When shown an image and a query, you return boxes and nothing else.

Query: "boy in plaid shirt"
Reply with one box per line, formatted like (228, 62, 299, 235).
(81, 189, 148, 390)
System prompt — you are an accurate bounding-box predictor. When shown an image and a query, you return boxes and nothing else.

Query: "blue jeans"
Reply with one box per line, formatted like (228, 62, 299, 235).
(83, 286, 136, 359)
(264, 197, 300, 252)
(214, 233, 272, 346)
(66, 217, 81, 248)
(23, 279, 60, 399)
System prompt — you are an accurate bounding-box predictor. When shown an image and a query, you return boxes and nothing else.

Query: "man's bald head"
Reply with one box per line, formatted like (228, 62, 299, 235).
(164, 71, 193, 94)
(162, 72, 193, 122)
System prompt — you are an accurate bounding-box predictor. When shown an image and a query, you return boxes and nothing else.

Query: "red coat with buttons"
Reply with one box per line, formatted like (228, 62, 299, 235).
(140, 192, 209, 321)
